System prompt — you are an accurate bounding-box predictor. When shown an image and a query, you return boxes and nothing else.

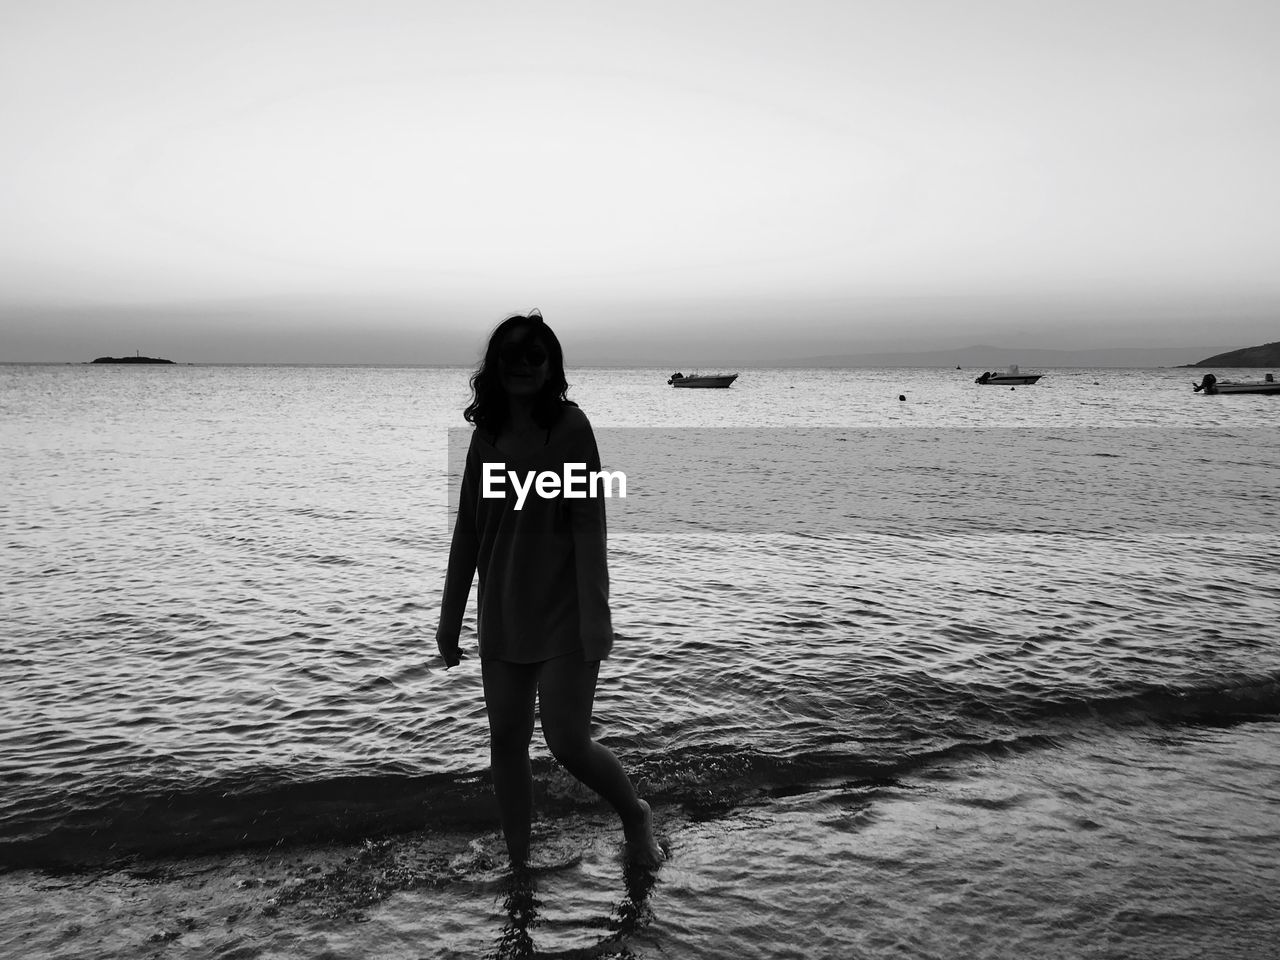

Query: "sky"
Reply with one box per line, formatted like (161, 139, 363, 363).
(2, 0, 1278, 364)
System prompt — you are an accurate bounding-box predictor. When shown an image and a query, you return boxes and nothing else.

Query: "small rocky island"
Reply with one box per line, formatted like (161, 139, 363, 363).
(1189, 340, 1280, 367)
(91, 355, 174, 364)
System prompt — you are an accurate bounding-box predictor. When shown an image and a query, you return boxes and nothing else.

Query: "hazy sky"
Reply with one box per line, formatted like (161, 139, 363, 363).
(2, 0, 1277, 362)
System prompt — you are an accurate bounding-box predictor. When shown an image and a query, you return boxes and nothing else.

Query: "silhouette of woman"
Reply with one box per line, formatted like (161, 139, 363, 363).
(436, 310, 661, 871)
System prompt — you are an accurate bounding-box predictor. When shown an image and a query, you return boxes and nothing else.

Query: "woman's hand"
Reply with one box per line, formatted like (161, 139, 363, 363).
(436, 631, 463, 668)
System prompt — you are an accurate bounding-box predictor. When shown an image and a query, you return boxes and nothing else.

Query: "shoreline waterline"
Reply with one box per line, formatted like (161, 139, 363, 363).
(2, 717, 1275, 959)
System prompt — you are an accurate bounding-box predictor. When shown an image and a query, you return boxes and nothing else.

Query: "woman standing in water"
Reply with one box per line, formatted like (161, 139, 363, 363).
(435, 310, 661, 871)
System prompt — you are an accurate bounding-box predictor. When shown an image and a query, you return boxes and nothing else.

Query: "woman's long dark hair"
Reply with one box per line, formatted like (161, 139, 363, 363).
(464, 312, 573, 434)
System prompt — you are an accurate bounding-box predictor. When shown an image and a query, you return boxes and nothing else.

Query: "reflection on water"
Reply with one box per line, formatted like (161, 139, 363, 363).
(489, 847, 660, 958)
(492, 880, 540, 960)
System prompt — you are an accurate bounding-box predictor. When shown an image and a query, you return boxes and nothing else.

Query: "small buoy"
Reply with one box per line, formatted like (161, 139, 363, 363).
(898, 394, 906, 401)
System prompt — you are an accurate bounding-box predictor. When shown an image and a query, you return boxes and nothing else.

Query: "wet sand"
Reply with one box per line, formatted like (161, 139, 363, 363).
(3, 718, 1276, 959)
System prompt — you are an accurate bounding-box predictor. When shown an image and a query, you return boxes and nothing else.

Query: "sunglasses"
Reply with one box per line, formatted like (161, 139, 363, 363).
(499, 342, 548, 366)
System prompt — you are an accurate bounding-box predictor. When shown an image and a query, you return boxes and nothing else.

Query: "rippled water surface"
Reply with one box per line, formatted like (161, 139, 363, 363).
(2, 362, 1278, 958)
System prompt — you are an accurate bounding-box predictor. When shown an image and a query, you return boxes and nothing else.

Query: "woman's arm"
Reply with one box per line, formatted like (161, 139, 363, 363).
(566, 413, 615, 660)
(436, 435, 480, 666)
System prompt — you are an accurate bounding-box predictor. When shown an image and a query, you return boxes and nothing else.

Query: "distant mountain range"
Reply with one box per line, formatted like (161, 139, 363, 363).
(1188, 340, 1280, 367)
(769, 344, 1234, 369)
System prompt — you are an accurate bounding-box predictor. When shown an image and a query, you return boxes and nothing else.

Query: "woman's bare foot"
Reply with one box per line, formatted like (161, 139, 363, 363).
(623, 799, 664, 868)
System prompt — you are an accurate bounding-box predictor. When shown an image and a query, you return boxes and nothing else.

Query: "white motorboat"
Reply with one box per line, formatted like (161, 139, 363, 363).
(975, 365, 1042, 386)
(1193, 373, 1280, 395)
(668, 372, 739, 388)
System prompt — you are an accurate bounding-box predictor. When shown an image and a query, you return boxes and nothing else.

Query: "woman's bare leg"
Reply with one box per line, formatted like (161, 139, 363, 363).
(538, 654, 662, 866)
(481, 659, 539, 868)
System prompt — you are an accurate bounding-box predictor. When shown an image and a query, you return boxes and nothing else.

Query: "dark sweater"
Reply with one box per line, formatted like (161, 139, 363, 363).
(437, 407, 614, 662)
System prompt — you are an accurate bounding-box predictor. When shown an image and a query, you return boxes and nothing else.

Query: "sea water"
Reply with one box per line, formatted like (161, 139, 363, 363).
(1, 363, 1277, 959)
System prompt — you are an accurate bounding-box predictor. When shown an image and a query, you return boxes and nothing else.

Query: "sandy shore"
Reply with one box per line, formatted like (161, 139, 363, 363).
(3, 718, 1277, 959)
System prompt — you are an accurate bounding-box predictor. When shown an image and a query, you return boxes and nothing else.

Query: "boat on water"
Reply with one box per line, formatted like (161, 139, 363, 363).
(668, 372, 739, 388)
(975, 365, 1042, 386)
(1193, 373, 1280, 395)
